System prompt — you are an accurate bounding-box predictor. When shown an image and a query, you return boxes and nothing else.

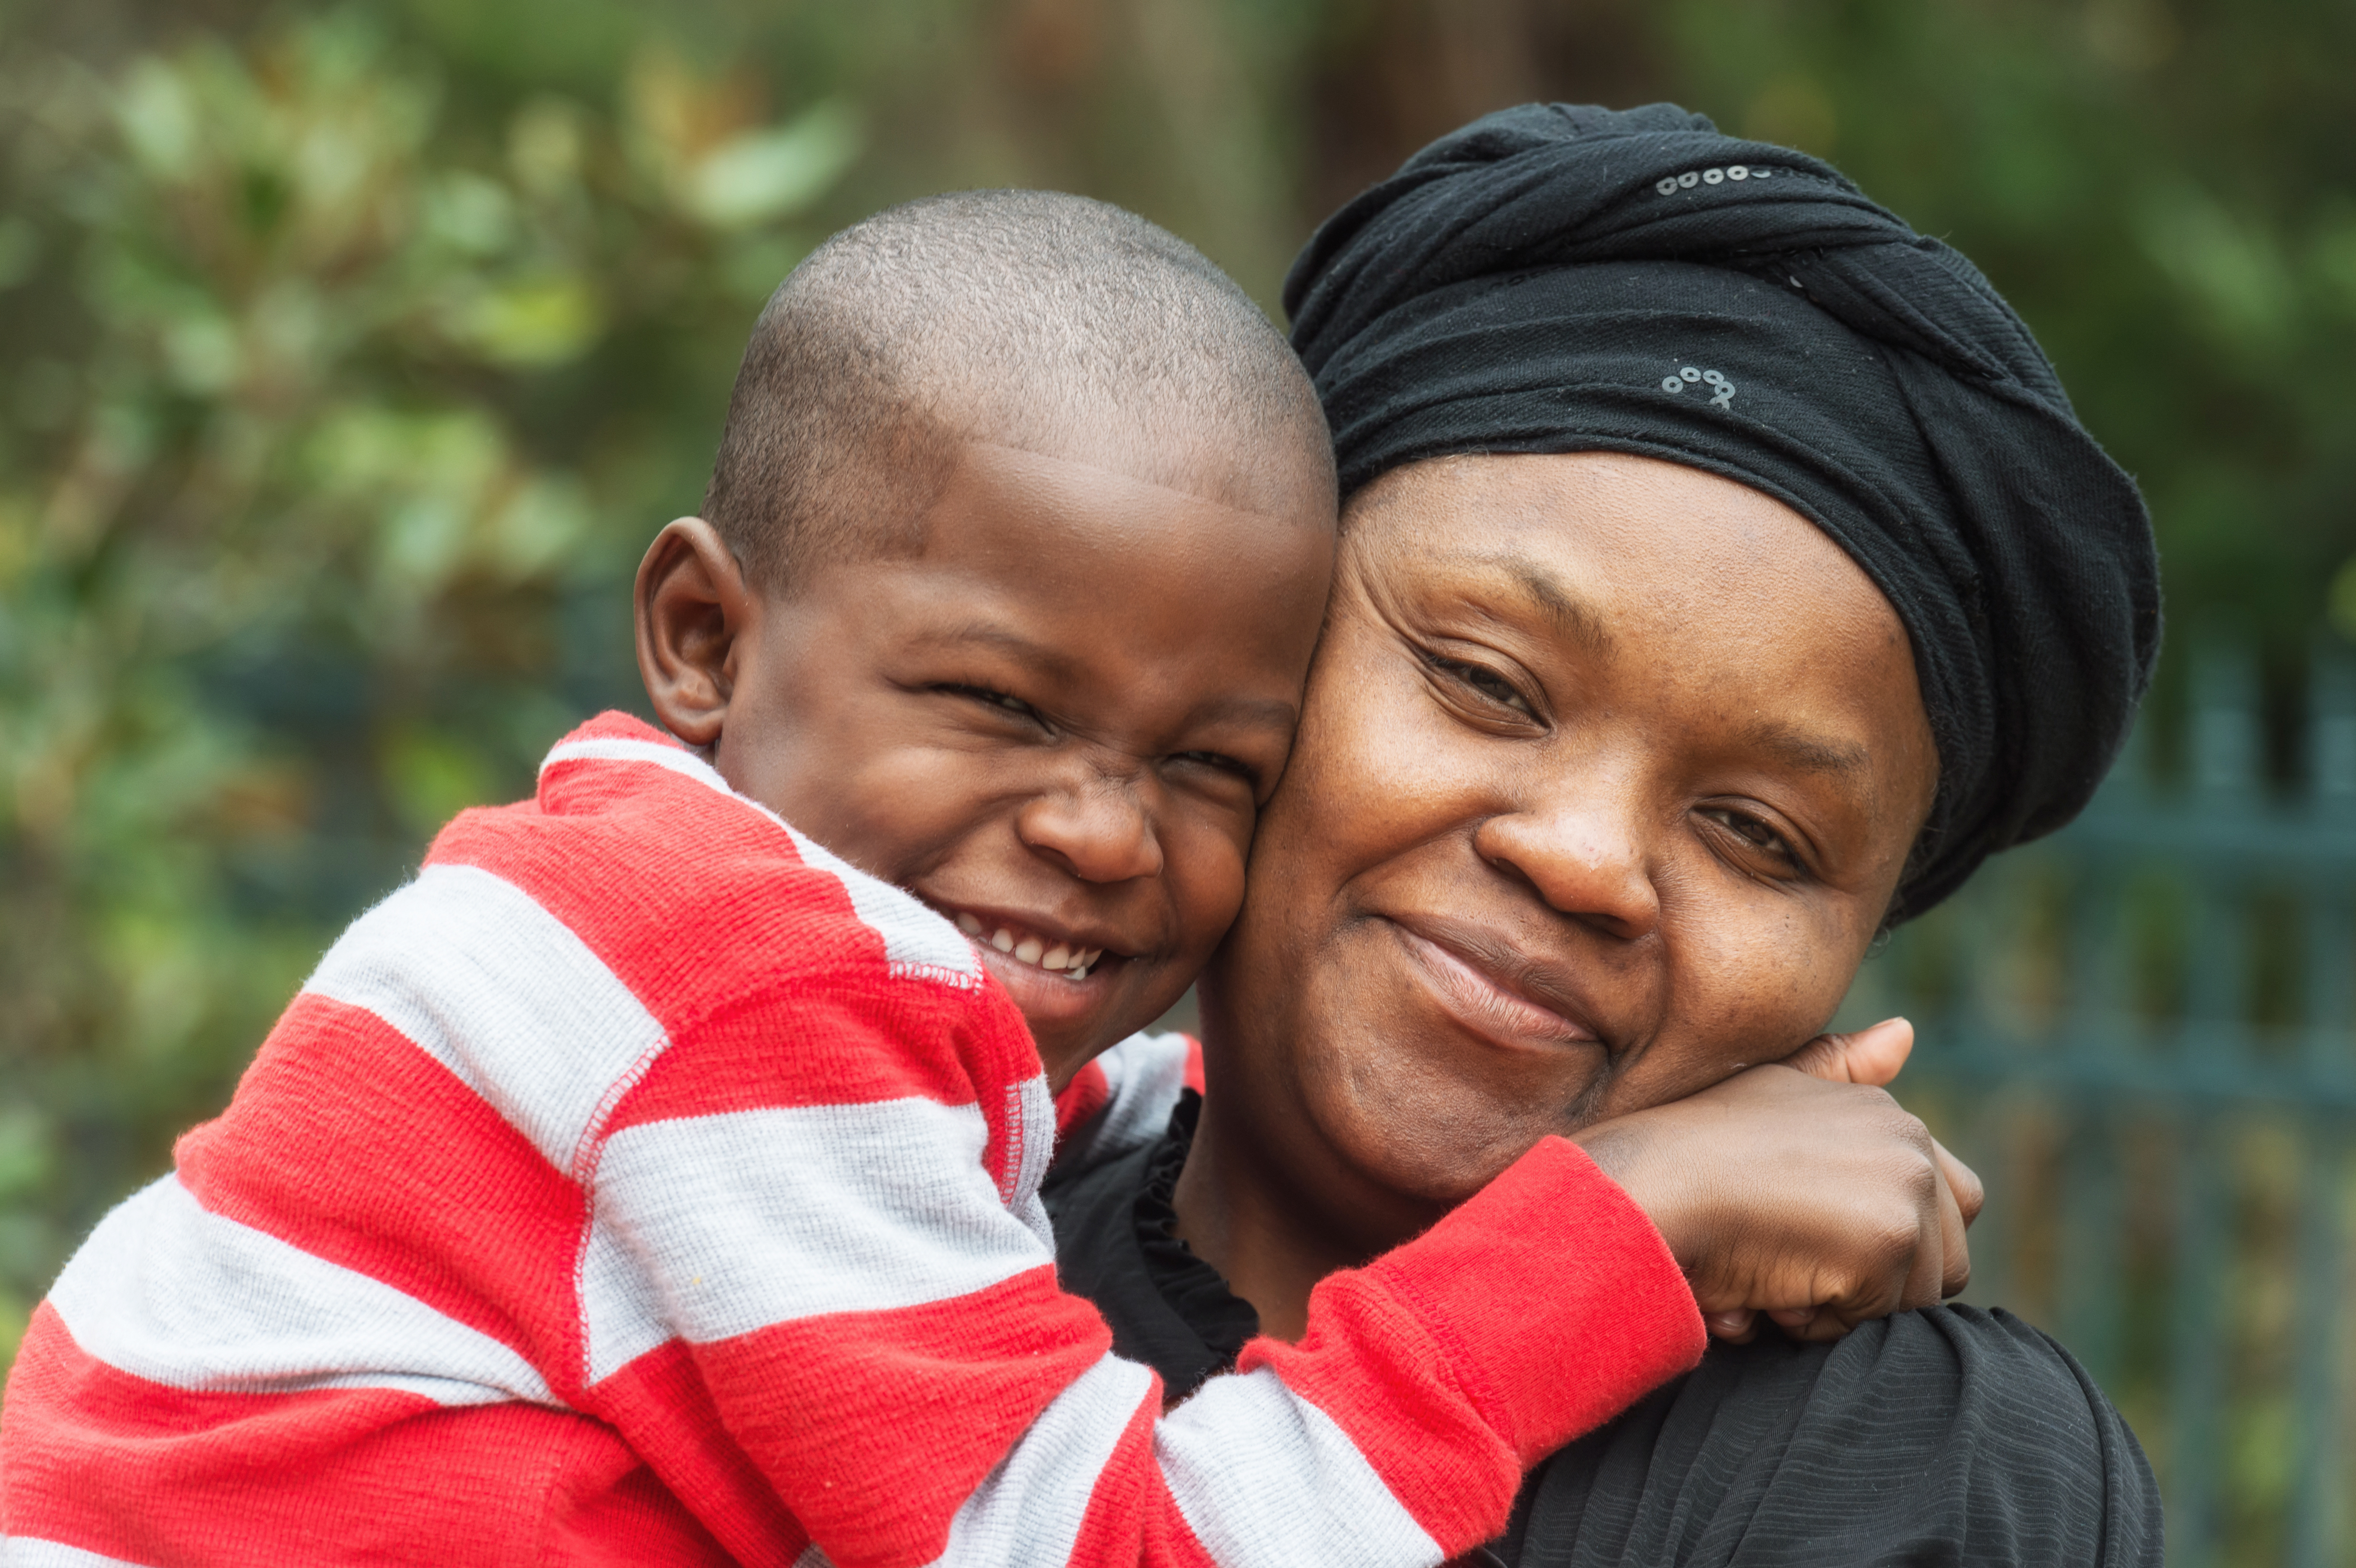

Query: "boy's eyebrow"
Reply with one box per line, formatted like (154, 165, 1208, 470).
(911, 624, 1297, 730)
(916, 622, 1087, 681)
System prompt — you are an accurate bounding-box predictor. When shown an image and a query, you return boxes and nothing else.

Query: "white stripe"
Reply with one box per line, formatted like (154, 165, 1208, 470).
(781, 825, 982, 987)
(304, 862, 668, 1177)
(47, 1176, 554, 1407)
(927, 1352, 1156, 1567)
(790, 1548, 834, 1568)
(582, 1100, 1054, 1383)
(0, 1540, 154, 1568)
(1155, 1365, 1439, 1568)
(1005, 1077, 1059, 1252)
(540, 733, 726, 791)
(542, 734, 982, 988)
(1056, 1031, 1194, 1175)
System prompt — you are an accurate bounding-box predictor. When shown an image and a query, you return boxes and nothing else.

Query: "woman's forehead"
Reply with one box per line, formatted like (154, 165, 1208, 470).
(1352, 451, 1887, 620)
(1343, 450, 1935, 806)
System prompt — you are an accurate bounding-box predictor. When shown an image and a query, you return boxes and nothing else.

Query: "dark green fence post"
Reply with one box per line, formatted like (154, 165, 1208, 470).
(2169, 639, 2262, 1567)
(2291, 642, 2356, 1568)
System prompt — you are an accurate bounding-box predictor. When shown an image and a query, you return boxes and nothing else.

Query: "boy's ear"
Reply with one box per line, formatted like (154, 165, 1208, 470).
(635, 517, 757, 749)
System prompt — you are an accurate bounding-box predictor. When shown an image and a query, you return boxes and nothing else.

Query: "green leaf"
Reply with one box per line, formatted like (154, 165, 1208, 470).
(683, 100, 861, 230)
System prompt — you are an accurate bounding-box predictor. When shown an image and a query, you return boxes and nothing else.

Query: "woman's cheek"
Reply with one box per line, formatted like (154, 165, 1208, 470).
(1613, 899, 1854, 1110)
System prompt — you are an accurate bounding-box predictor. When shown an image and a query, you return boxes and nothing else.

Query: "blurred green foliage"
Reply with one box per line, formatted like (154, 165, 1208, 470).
(0, 3, 867, 1355)
(1, 0, 2351, 1436)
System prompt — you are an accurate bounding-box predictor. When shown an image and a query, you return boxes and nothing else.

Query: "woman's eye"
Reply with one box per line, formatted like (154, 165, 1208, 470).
(1429, 653, 1535, 716)
(1703, 807, 1798, 864)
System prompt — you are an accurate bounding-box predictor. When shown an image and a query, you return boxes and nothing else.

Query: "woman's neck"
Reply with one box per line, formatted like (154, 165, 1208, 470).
(1167, 1089, 1375, 1343)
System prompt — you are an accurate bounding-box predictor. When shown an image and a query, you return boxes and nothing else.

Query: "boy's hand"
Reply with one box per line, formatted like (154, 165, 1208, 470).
(1779, 1014, 1920, 1087)
(1724, 1017, 1981, 1340)
(1571, 1047, 1972, 1345)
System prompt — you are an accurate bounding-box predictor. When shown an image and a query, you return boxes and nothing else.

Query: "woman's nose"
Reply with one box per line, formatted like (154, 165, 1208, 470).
(1473, 804, 1660, 940)
(1015, 779, 1166, 884)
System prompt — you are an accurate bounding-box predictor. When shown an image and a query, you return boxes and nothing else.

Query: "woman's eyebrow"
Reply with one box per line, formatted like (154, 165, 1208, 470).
(1743, 720, 1871, 777)
(1450, 554, 1611, 654)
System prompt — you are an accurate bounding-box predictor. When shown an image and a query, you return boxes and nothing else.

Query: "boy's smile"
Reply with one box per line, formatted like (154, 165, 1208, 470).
(639, 433, 1334, 1087)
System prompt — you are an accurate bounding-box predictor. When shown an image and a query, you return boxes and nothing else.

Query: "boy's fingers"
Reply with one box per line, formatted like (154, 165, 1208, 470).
(1936, 1162, 1973, 1299)
(1705, 1309, 1758, 1342)
(1935, 1138, 1986, 1230)
(1781, 1017, 1914, 1087)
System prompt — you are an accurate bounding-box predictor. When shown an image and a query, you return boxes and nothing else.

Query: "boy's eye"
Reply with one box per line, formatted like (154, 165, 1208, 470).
(1427, 652, 1536, 717)
(941, 684, 1042, 721)
(1170, 749, 1256, 784)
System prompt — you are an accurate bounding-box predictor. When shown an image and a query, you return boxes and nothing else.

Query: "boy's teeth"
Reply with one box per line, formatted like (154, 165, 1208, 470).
(965, 921, 1107, 977)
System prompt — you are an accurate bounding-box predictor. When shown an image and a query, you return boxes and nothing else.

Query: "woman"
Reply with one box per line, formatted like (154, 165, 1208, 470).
(1050, 105, 2163, 1564)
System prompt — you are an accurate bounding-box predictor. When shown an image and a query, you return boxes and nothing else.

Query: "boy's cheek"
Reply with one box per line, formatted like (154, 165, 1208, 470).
(1166, 830, 1252, 959)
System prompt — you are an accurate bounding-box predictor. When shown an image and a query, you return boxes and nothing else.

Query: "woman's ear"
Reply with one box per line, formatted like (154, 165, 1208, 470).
(635, 517, 758, 748)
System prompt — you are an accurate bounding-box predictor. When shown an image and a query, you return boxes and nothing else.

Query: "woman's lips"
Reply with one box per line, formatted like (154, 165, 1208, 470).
(1385, 916, 1603, 1052)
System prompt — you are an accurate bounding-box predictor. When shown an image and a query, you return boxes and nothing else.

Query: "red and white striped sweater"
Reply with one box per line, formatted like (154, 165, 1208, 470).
(0, 713, 1704, 1568)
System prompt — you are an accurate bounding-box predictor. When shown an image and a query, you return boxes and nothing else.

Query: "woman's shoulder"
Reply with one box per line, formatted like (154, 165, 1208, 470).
(1500, 1305, 2161, 1568)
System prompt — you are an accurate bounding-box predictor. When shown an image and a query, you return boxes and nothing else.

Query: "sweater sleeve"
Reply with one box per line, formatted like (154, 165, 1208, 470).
(584, 982, 1704, 1568)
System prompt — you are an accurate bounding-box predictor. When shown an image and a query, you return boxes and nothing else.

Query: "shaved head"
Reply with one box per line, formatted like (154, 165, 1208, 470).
(702, 190, 1335, 594)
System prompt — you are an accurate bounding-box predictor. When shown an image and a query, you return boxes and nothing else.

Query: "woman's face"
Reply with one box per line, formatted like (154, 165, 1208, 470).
(1198, 451, 1941, 1249)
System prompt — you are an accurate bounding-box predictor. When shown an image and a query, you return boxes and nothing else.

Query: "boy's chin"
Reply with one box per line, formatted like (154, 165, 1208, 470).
(979, 947, 1164, 1088)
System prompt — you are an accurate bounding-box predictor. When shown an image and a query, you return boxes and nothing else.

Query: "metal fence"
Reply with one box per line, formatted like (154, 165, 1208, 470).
(1844, 639, 2356, 1566)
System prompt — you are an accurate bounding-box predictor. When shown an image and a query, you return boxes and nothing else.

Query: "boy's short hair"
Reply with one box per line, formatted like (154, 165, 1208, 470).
(702, 189, 1334, 595)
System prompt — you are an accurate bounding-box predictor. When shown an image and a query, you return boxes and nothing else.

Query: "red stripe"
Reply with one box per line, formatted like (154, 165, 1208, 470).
(610, 979, 995, 1129)
(172, 993, 586, 1389)
(430, 764, 1040, 1123)
(1235, 1269, 1516, 1554)
(1, 1308, 727, 1565)
(646, 1266, 1114, 1568)
(1055, 1061, 1112, 1139)
(429, 776, 883, 1024)
(1066, 1395, 1221, 1568)
(431, 719, 1046, 1193)
(580, 1339, 810, 1568)
(1238, 1136, 1705, 1554)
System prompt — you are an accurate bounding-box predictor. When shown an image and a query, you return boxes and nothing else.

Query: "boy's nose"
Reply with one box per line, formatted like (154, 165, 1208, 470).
(1015, 780, 1165, 884)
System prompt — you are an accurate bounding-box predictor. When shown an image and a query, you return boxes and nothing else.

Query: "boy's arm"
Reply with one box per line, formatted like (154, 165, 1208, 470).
(583, 985, 1702, 1568)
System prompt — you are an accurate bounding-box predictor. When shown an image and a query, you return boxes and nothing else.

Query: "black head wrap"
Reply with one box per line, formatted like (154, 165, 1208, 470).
(1285, 103, 2161, 921)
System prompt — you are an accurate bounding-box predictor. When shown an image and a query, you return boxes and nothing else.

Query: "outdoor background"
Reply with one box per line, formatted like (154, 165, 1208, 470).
(2, 0, 2353, 1561)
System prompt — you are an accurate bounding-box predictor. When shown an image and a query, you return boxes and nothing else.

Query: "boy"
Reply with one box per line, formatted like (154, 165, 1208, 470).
(0, 193, 1940, 1567)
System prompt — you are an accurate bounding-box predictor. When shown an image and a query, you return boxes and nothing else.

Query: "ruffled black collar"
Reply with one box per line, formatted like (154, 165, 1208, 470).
(1131, 1089, 1261, 1376)
(1041, 1087, 1259, 1399)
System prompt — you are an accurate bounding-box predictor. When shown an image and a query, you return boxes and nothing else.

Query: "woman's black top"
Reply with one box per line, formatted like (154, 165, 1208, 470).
(1043, 1091, 2164, 1568)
